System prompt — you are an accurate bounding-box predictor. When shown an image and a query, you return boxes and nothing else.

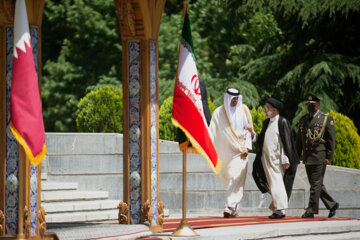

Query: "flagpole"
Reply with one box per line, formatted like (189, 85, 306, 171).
(17, 147, 26, 240)
(183, 0, 188, 16)
(171, 1, 206, 235)
(171, 147, 199, 237)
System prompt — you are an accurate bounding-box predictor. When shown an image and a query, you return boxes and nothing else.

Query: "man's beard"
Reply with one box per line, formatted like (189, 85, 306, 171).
(265, 111, 272, 119)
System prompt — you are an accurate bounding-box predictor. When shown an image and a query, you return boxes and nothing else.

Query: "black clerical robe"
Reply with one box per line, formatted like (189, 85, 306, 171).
(252, 116, 299, 199)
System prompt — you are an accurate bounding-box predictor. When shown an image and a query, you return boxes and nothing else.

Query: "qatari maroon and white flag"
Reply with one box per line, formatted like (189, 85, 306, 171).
(10, 0, 47, 166)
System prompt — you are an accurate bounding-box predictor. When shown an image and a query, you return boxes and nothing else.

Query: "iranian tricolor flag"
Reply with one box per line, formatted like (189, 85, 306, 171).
(10, 0, 47, 166)
(172, 9, 221, 174)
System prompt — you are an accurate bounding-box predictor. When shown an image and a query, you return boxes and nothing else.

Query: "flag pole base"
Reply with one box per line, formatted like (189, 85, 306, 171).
(16, 234, 26, 240)
(171, 219, 199, 237)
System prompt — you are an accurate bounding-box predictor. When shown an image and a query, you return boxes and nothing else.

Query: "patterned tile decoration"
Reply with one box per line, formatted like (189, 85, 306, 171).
(150, 40, 158, 226)
(4, 25, 40, 235)
(5, 25, 19, 236)
(128, 40, 142, 224)
(29, 26, 39, 235)
(29, 165, 38, 234)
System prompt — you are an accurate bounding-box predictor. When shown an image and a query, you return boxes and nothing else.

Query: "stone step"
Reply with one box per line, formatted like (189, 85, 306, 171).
(262, 228, 360, 240)
(160, 153, 360, 189)
(159, 139, 184, 153)
(45, 155, 123, 174)
(42, 181, 78, 191)
(45, 209, 118, 223)
(261, 225, 360, 240)
(46, 133, 123, 155)
(160, 189, 306, 210)
(41, 172, 47, 181)
(41, 190, 109, 202)
(168, 218, 360, 240)
(159, 152, 213, 173)
(42, 200, 119, 213)
(41, 133, 360, 221)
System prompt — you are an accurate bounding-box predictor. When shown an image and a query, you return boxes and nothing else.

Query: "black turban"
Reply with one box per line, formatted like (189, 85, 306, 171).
(266, 97, 283, 111)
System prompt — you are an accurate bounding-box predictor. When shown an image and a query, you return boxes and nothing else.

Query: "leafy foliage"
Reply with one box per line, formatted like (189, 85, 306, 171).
(250, 106, 266, 134)
(328, 111, 360, 169)
(41, 0, 360, 136)
(248, 106, 266, 152)
(208, 97, 216, 115)
(223, 0, 360, 130)
(229, 80, 260, 109)
(158, 13, 182, 106)
(159, 96, 176, 141)
(41, 0, 122, 131)
(76, 86, 123, 133)
(242, 0, 360, 27)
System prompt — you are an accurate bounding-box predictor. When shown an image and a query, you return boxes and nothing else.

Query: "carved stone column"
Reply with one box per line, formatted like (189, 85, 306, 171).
(0, 0, 45, 238)
(114, 0, 165, 232)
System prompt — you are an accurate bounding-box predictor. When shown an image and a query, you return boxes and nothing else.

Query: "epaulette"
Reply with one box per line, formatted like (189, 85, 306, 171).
(320, 112, 332, 120)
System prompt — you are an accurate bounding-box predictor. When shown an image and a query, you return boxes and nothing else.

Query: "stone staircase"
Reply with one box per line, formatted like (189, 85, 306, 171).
(159, 139, 360, 218)
(41, 170, 119, 223)
(42, 133, 360, 223)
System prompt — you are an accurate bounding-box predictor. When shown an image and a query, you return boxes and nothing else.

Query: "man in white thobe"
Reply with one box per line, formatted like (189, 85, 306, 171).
(250, 98, 298, 219)
(209, 88, 253, 218)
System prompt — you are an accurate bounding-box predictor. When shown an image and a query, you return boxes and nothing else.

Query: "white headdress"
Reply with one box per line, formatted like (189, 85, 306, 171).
(224, 88, 248, 134)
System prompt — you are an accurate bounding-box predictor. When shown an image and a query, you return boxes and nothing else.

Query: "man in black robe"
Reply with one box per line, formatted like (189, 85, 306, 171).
(250, 98, 299, 216)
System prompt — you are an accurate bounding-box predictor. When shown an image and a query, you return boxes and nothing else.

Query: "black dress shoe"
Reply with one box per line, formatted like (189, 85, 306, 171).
(268, 213, 285, 219)
(328, 202, 339, 218)
(301, 211, 314, 218)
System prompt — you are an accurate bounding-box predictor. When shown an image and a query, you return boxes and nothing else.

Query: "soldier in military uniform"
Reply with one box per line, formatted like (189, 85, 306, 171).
(296, 93, 339, 218)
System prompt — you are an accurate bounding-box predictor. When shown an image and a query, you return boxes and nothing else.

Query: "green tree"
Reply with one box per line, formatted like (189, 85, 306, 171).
(250, 106, 266, 134)
(329, 111, 360, 169)
(158, 13, 182, 106)
(159, 96, 176, 141)
(76, 86, 123, 133)
(208, 97, 216, 115)
(41, 0, 360, 134)
(158, 0, 262, 108)
(223, 0, 360, 130)
(249, 106, 266, 152)
(41, 0, 122, 131)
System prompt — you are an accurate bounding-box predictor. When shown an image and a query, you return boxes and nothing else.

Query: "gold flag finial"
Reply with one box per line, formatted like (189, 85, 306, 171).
(183, 0, 189, 15)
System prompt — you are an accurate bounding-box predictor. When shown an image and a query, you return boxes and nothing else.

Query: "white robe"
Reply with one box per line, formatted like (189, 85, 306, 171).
(261, 115, 289, 212)
(209, 105, 252, 209)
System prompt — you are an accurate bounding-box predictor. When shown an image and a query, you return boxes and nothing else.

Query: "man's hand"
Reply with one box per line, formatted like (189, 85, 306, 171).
(241, 148, 248, 158)
(324, 159, 331, 165)
(246, 125, 256, 137)
(282, 164, 290, 170)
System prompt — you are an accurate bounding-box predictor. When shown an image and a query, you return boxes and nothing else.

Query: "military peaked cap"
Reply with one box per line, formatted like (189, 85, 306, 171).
(304, 93, 322, 103)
